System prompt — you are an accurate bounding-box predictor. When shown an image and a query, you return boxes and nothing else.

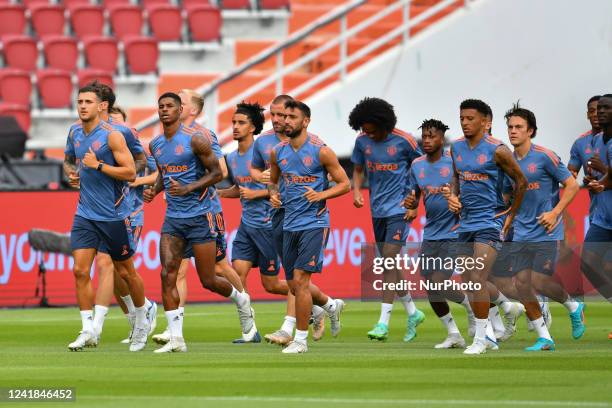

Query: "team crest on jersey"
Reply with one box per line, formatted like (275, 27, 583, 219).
(440, 167, 450, 177)
(175, 144, 184, 155)
(365, 145, 372, 156)
(456, 154, 462, 162)
(281, 159, 288, 166)
(477, 154, 487, 165)
(387, 146, 397, 156)
(527, 163, 537, 173)
(92, 140, 102, 151)
(302, 155, 313, 167)
(585, 147, 592, 154)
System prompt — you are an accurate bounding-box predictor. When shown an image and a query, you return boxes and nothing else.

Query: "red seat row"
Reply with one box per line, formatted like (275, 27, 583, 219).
(0, 3, 222, 42)
(1, 35, 158, 74)
(0, 67, 114, 108)
(0, 67, 114, 131)
(3, 0, 288, 10)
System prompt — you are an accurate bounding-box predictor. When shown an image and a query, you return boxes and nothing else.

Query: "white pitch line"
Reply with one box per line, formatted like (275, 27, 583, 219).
(76, 395, 612, 407)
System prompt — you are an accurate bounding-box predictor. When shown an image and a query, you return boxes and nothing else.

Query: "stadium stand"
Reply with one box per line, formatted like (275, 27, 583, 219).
(0, 68, 32, 106)
(0, 4, 26, 36)
(42, 36, 79, 71)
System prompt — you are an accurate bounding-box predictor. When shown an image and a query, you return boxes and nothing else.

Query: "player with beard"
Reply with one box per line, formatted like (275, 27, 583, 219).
(250, 95, 326, 345)
(268, 100, 349, 353)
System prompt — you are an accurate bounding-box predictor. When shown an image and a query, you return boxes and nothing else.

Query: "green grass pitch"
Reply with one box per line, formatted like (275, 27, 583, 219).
(1, 300, 611, 408)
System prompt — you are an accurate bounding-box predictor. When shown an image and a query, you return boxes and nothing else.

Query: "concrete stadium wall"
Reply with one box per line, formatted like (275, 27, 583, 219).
(305, 0, 612, 161)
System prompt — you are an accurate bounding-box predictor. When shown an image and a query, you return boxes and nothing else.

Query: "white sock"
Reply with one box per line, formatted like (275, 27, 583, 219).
(439, 312, 460, 334)
(229, 287, 248, 308)
(485, 318, 497, 341)
(93, 305, 108, 336)
(321, 298, 336, 315)
(474, 318, 488, 342)
(378, 303, 393, 326)
(398, 294, 417, 315)
(563, 297, 579, 313)
(80, 310, 94, 333)
(280, 316, 296, 334)
(488, 306, 505, 333)
(144, 297, 152, 309)
(492, 292, 513, 314)
(178, 306, 185, 317)
(121, 295, 136, 314)
(461, 295, 474, 316)
(165, 309, 183, 338)
(294, 329, 308, 344)
(607, 296, 612, 303)
(135, 305, 147, 328)
(531, 317, 553, 341)
(312, 305, 325, 317)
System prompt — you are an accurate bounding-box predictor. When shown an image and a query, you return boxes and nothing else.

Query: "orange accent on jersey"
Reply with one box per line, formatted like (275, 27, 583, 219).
(533, 145, 560, 166)
(412, 155, 427, 163)
(578, 130, 593, 138)
(484, 135, 502, 145)
(114, 194, 125, 207)
(450, 223, 460, 231)
(494, 208, 511, 218)
(317, 206, 327, 217)
(260, 129, 276, 136)
(322, 227, 329, 245)
(206, 212, 214, 230)
(308, 134, 326, 146)
(393, 128, 418, 150)
(199, 187, 209, 201)
(101, 122, 115, 132)
(216, 213, 224, 232)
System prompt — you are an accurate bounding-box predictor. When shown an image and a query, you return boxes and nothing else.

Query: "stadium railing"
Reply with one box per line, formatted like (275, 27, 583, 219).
(134, 0, 476, 146)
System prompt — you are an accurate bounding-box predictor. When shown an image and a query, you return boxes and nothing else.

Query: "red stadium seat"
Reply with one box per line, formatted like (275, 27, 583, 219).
(22, 0, 53, 7)
(77, 68, 114, 88)
(30, 4, 66, 37)
(82, 36, 119, 73)
(122, 35, 158, 74)
(147, 4, 183, 42)
(36, 68, 73, 108)
(0, 103, 31, 132)
(101, 0, 131, 7)
(42, 35, 78, 71)
(220, 0, 250, 9)
(69, 5, 105, 38)
(259, 0, 289, 9)
(109, 5, 144, 40)
(142, 0, 170, 6)
(0, 68, 32, 106)
(186, 5, 221, 42)
(0, 5, 26, 36)
(1, 35, 38, 71)
(182, 0, 211, 8)
(62, 0, 90, 9)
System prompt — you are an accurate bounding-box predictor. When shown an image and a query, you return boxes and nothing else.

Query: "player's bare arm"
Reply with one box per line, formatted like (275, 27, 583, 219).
(538, 175, 579, 233)
(352, 164, 365, 208)
(494, 144, 527, 234)
(81, 130, 136, 181)
(218, 184, 240, 198)
(304, 146, 350, 203)
(165, 133, 222, 197)
(267, 149, 282, 208)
